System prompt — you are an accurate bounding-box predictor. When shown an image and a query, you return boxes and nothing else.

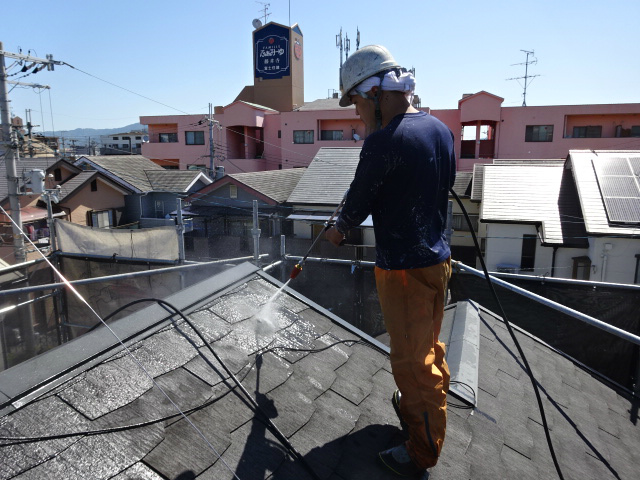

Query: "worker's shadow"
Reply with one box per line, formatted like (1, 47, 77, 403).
(232, 355, 404, 480)
(269, 423, 403, 480)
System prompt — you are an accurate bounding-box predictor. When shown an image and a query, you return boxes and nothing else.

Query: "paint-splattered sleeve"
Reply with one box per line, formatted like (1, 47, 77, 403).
(334, 136, 387, 234)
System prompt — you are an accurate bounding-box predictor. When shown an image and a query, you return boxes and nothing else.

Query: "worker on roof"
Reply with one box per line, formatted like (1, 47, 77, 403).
(326, 44, 456, 478)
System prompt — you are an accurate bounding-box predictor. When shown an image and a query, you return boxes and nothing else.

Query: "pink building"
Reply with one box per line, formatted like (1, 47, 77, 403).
(140, 22, 640, 173)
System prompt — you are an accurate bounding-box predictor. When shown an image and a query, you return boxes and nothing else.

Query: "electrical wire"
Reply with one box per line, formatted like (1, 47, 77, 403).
(450, 187, 565, 480)
(82, 297, 322, 480)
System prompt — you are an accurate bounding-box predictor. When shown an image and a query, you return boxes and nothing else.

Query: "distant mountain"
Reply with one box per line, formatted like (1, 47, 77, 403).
(41, 123, 148, 145)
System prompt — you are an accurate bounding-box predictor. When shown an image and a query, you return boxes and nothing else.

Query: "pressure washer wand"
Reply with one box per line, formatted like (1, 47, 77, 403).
(290, 194, 347, 279)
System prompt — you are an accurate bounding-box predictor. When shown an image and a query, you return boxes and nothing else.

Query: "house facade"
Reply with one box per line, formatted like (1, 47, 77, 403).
(479, 152, 640, 285)
(99, 131, 147, 156)
(140, 92, 640, 175)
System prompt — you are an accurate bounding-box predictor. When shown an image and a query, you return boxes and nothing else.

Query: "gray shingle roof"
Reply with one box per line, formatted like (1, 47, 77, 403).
(451, 171, 473, 197)
(481, 163, 588, 247)
(471, 163, 485, 202)
(1, 262, 637, 479)
(226, 168, 307, 203)
(75, 155, 164, 193)
(145, 170, 209, 193)
(0, 158, 76, 201)
(57, 171, 100, 201)
(287, 147, 361, 205)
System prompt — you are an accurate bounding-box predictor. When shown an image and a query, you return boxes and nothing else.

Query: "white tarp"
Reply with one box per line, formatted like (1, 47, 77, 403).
(55, 219, 179, 261)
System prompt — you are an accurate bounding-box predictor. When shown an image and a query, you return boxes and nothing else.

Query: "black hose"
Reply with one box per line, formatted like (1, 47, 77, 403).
(449, 187, 564, 480)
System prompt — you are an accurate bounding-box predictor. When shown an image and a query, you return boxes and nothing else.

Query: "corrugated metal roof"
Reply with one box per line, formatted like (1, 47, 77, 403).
(287, 147, 361, 205)
(481, 163, 588, 246)
(568, 150, 640, 236)
(227, 168, 307, 203)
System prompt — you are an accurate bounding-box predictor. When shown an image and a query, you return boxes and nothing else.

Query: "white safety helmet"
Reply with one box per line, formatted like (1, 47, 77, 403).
(339, 45, 401, 107)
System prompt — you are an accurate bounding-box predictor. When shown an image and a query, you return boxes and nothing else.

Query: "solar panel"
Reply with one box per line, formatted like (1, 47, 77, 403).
(592, 156, 640, 225)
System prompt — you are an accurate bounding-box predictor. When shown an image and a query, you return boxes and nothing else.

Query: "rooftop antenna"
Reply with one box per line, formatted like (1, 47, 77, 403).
(256, 2, 271, 25)
(356, 27, 360, 50)
(507, 49, 539, 107)
(337, 28, 344, 90)
(344, 32, 351, 60)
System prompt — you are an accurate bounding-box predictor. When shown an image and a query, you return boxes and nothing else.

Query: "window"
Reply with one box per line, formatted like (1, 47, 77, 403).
(278, 130, 281, 139)
(320, 130, 344, 141)
(90, 210, 113, 228)
(135, 136, 142, 140)
(112, 136, 119, 141)
(91, 179, 97, 192)
(520, 234, 537, 271)
(53, 168, 62, 181)
(631, 126, 640, 137)
(293, 130, 314, 144)
(572, 126, 602, 138)
(229, 185, 238, 199)
(135, 143, 141, 149)
(451, 214, 479, 232)
(185, 131, 205, 145)
(573, 256, 592, 281)
(159, 133, 178, 143)
(525, 125, 554, 142)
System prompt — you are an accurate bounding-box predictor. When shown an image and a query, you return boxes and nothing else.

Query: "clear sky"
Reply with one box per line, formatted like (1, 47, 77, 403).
(2, 0, 639, 134)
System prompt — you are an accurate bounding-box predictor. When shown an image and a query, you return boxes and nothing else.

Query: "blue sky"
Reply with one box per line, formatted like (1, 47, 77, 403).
(3, 0, 639, 133)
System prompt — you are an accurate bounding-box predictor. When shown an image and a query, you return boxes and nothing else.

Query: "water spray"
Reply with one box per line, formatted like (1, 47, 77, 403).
(289, 193, 347, 280)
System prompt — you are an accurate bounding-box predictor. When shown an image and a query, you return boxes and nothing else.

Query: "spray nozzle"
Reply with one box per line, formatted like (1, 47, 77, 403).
(290, 264, 303, 279)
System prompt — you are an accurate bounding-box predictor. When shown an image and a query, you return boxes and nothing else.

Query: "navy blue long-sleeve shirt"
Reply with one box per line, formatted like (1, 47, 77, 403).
(335, 111, 456, 270)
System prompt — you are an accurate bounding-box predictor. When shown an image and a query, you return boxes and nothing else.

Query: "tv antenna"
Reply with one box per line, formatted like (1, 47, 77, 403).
(256, 2, 271, 25)
(507, 49, 539, 106)
(336, 28, 361, 90)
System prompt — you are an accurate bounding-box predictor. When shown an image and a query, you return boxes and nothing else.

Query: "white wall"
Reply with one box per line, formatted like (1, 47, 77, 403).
(485, 224, 537, 272)
(485, 222, 640, 284)
(589, 237, 640, 284)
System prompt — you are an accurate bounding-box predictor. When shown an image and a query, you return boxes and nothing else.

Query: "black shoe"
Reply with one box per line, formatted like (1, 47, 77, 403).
(392, 389, 409, 434)
(378, 444, 427, 477)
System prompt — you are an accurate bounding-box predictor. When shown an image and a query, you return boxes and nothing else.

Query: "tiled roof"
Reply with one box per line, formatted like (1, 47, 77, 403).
(287, 147, 361, 205)
(481, 163, 588, 247)
(1, 263, 637, 479)
(568, 150, 640, 236)
(227, 168, 307, 203)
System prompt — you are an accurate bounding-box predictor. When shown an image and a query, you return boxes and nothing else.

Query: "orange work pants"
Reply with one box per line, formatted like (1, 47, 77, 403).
(375, 258, 451, 470)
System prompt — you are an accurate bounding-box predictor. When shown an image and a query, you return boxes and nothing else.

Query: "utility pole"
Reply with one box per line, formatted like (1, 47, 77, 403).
(1, 42, 63, 263)
(507, 49, 539, 107)
(207, 103, 220, 178)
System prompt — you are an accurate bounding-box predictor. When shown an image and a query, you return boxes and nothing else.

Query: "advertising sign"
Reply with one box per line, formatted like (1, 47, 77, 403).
(254, 23, 290, 79)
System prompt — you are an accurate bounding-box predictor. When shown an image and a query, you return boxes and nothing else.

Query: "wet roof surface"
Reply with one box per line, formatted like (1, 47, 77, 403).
(1, 264, 639, 479)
